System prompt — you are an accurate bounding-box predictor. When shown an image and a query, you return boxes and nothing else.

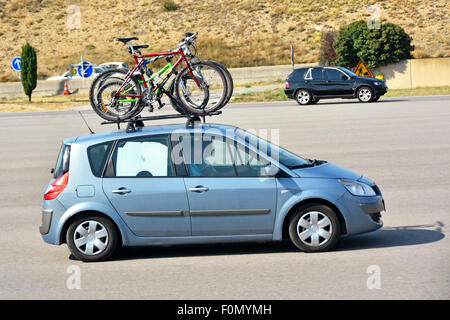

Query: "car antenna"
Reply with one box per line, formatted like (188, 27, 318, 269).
(78, 111, 95, 134)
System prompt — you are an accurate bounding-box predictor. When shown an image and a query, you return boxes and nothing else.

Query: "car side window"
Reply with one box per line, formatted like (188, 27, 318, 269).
(111, 135, 175, 177)
(311, 68, 324, 80)
(325, 68, 344, 81)
(179, 134, 273, 177)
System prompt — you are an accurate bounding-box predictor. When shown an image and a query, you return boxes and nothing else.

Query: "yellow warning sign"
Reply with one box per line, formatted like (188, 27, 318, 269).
(354, 61, 373, 78)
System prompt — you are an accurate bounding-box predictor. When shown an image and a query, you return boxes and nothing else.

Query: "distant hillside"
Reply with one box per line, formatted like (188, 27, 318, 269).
(0, 0, 448, 81)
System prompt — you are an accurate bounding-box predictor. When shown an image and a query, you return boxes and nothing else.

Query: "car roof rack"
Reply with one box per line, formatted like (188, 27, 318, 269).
(100, 111, 222, 133)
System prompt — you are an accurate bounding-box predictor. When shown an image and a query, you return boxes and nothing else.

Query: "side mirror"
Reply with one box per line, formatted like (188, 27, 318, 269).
(262, 163, 279, 177)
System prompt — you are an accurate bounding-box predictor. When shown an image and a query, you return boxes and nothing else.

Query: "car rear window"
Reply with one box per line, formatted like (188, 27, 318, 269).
(54, 144, 70, 179)
(87, 141, 114, 177)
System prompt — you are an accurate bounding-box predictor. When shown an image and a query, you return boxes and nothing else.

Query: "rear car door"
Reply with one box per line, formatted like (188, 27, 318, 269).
(102, 134, 191, 237)
(178, 132, 277, 236)
(304, 67, 327, 96)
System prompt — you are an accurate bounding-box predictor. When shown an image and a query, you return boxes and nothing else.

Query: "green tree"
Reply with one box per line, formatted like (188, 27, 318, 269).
(334, 20, 414, 69)
(21, 42, 37, 102)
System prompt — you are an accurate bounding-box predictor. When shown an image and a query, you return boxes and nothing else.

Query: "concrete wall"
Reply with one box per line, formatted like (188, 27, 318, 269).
(1, 58, 449, 98)
(373, 57, 450, 89)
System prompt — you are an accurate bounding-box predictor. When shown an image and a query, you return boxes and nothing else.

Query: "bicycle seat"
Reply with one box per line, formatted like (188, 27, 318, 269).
(132, 45, 149, 50)
(116, 37, 139, 43)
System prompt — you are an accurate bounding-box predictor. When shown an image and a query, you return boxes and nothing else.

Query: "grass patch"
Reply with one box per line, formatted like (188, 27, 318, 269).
(232, 88, 289, 103)
(232, 86, 450, 103)
(384, 86, 450, 97)
(0, 93, 90, 113)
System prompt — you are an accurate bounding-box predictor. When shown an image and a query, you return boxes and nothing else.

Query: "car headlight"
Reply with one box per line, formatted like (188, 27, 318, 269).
(373, 81, 382, 85)
(338, 179, 376, 197)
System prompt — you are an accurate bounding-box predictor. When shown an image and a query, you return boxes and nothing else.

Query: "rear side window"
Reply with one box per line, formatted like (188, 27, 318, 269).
(292, 68, 307, 80)
(54, 144, 70, 179)
(87, 141, 113, 177)
(311, 68, 324, 80)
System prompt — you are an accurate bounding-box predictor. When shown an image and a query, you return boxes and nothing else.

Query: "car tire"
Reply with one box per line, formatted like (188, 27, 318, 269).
(295, 89, 312, 105)
(288, 204, 340, 252)
(357, 86, 374, 103)
(310, 98, 320, 104)
(67, 215, 118, 262)
(372, 96, 380, 102)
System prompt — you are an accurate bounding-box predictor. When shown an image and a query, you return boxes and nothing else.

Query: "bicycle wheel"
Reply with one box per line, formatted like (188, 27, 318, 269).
(95, 79, 142, 121)
(203, 60, 233, 106)
(174, 61, 227, 114)
(89, 68, 143, 121)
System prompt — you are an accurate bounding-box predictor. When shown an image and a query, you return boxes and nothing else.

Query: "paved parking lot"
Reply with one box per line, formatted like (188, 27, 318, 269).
(0, 96, 449, 299)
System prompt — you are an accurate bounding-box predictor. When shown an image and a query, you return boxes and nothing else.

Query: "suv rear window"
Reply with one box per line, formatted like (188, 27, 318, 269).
(87, 141, 113, 177)
(54, 144, 70, 179)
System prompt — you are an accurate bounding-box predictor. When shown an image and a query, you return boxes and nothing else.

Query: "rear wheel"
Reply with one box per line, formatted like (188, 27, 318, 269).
(288, 204, 340, 252)
(295, 89, 312, 105)
(67, 215, 118, 262)
(357, 86, 373, 103)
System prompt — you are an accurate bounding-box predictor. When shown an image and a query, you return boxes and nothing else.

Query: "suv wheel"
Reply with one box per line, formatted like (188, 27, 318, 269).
(357, 87, 373, 102)
(288, 204, 340, 252)
(67, 215, 118, 262)
(296, 89, 312, 105)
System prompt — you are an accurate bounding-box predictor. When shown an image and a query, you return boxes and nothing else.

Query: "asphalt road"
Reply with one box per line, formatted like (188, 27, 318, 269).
(0, 96, 449, 299)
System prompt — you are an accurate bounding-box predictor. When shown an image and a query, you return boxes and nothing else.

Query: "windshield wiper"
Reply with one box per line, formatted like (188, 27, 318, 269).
(289, 159, 326, 169)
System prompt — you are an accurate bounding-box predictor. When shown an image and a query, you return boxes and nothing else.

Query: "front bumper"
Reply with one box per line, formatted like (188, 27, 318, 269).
(374, 86, 388, 96)
(335, 192, 385, 235)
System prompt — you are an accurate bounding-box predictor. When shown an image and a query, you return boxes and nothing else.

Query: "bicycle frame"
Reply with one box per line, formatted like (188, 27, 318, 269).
(114, 49, 201, 100)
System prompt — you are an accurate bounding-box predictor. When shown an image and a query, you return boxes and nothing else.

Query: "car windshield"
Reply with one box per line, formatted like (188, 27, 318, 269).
(235, 129, 310, 169)
(337, 67, 358, 77)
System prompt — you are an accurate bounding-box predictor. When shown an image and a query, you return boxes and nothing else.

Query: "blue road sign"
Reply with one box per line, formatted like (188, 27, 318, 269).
(11, 57, 21, 71)
(77, 61, 93, 78)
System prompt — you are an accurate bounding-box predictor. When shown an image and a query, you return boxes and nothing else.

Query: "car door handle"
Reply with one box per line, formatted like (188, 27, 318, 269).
(189, 186, 209, 193)
(112, 188, 132, 195)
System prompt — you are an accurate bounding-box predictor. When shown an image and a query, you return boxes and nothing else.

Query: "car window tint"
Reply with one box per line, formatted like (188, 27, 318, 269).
(87, 141, 113, 177)
(326, 68, 344, 80)
(229, 140, 271, 177)
(293, 69, 306, 80)
(181, 134, 236, 177)
(113, 136, 174, 177)
(311, 68, 323, 80)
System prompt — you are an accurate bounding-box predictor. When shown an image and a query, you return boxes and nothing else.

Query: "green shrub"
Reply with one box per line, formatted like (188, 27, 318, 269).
(162, 0, 178, 12)
(334, 20, 414, 69)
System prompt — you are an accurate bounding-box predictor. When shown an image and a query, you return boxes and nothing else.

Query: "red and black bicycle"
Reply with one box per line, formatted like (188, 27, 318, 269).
(89, 33, 233, 121)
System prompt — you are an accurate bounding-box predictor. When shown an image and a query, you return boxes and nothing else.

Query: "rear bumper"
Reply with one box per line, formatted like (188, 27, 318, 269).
(39, 209, 53, 235)
(284, 89, 295, 99)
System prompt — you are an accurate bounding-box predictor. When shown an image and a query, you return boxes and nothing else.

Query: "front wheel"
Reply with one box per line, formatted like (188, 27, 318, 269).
(288, 204, 340, 252)
(357, 86, 373, 103)
(174, 61, 228, 114)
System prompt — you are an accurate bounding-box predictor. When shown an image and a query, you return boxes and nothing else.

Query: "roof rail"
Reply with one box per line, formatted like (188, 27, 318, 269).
(100, 111, 222, 133)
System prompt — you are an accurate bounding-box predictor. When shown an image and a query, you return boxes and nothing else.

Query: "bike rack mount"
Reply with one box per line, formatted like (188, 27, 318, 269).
(100, 111, 222, 133)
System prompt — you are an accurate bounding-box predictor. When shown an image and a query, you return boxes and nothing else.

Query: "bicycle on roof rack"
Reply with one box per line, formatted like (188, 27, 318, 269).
(89, 32, 233, 121)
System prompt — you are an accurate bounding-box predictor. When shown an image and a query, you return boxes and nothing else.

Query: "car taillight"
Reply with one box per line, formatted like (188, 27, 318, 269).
(285, 82, 290, 89)
(44, 171, 69, 200)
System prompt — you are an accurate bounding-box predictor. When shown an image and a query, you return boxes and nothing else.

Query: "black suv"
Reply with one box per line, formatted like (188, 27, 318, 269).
(284, 66, 388, 105)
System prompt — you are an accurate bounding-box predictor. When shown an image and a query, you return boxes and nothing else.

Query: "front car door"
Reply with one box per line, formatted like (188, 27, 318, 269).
(177, 132, 277, 236)
(324, 67, 354, 96)
(102, 134, 191, 237)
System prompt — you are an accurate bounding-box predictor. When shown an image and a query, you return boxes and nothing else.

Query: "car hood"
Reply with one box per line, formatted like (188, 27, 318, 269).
(356, 76, 385, 83)
(292, 162, 362, 180)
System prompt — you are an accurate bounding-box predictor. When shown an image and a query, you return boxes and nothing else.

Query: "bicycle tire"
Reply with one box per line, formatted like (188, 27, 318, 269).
(203, 60, 233, 106)
(174, 61, 227, 115)
(91, 74, 143, 121)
